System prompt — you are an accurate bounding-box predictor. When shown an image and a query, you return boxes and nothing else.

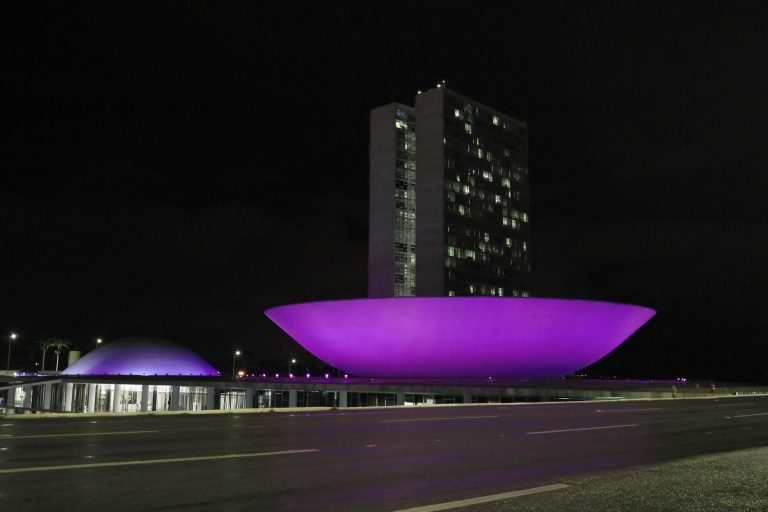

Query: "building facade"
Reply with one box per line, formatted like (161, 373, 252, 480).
(369, 87, 531, 298)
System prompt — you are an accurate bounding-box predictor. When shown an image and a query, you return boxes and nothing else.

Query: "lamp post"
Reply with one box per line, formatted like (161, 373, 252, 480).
(96, 338, 103, 347)
(288, 358, 296, 377)
(7, 333, 17, 371)
(232, 350, 241, 379)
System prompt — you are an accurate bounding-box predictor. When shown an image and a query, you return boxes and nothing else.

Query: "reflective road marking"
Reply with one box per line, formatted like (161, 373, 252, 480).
(1, 430, 157, 440)
(0, 449, 319, 474)
(391, 483, 570, 511)
(726, 412, 768, 419)
(379, 415, 501, 423)
(527, 424, 638, 435)
(596, 408, 661, 413)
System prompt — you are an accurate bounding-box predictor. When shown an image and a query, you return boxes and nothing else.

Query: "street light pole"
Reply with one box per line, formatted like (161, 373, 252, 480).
(7, 333, 17, 371)
(232, 350, 241, 379)
(96, 338, 103, 348)
(288, 358, 296, 376)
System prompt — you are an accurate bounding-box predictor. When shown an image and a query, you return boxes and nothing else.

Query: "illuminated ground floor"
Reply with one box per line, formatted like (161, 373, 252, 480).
(3, 376, 767, 414)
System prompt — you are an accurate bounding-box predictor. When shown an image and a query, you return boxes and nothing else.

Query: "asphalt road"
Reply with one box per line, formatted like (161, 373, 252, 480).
(2, 396, 768, 511)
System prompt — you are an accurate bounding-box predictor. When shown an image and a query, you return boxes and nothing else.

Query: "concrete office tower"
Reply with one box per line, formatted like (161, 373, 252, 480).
(369, 87, 530, 298)
(369, 103, 417, 297)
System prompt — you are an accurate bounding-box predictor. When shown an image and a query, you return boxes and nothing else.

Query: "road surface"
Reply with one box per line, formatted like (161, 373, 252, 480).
(2, 396, 768, 511)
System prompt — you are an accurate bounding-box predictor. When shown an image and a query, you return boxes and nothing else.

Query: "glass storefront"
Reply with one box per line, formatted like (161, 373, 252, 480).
(148, 385, 172, 411)
(179, 386, 207, 411)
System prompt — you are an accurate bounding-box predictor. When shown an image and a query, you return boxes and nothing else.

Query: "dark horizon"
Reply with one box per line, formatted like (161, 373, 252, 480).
(4, 2, 768, 381)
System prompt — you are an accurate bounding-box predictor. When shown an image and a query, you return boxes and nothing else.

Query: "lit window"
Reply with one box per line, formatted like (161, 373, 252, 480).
(482, 171, 493, 181)
(458, 205, 465, 215)
(501, 178, 511, 188)
(493, 115, 500, 125)
(464, 123, 472, 134)
(505, 238, 512, 247)
(462, 185, 470, 195)
(469, 284, 475, 293)
(477, 148, 483, 159)
(447, 246, 455, 257)
(498, 288, 504, 296)
(454, 109, 461, 118)
(494, 195, 502, 204)
(484, 232, 490, 242)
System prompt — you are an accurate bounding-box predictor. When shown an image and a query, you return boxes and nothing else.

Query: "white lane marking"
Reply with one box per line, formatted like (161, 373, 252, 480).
(527, 424, 638, 435)
(0, 449, 319, 475)
(391, 483, 570, 511)
(365, 444, 377, 448)
(379, 415, 500, 423)
(596, 408, 661, 413)
(716, 403, 758, 407)
(0, 430, 157, 440)
(727, 412, 768, 419)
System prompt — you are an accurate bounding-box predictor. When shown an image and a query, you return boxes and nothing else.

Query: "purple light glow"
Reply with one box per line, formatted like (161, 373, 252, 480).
(62, 337, 220, 376)
(265, 297, 656, 378)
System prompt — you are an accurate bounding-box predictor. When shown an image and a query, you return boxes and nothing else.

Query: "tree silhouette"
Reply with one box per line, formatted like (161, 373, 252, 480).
(36, 338, 71, 371)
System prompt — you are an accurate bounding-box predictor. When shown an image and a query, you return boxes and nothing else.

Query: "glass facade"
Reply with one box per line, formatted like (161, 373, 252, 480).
(370, 88, 530, 298)
(393, 108, 417, 296)
(442, 92, 530, 297)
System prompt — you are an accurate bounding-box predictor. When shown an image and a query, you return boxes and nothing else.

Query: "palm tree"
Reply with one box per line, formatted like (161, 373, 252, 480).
(50, 339, 72, 371)
(36, 338, 71, 371)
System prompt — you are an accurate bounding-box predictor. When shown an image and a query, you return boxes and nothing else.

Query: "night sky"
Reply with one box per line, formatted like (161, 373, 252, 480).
(4, 2, 768, 380)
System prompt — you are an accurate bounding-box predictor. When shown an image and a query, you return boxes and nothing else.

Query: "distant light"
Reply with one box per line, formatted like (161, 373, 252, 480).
(275, 373, 279, 378)
(306, 373, 310, 378)
(436, 83, 441, 88)
(289, 373, 294, 378)
(235, 350, 241, 356)
(237, 370, 245, 377)
(417, 90, 421, 94)
(324, 373, 329, 379)
(96, 338, 102, 344)
(10, 333, 17, 340)
(291, 358, 296, 363)
(261, 373, 266, 378)
(344, 374, 348, 378)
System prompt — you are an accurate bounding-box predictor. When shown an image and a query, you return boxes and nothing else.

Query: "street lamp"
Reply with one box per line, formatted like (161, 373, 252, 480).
(96, 338, 103, 347)
(7, 333, 17, 371)
(288, 358, 296, 376)
(232, 350, 241, 379)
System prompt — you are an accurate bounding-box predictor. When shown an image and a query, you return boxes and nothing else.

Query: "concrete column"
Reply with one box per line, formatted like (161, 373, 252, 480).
(245, 388, 254, 409)
(206, 387, 216, 410)
(462, 393, 472, 404)
(288, 389, 297, 408)
(396, 392, 405, 406)
(63, 383, 74, 412)
(42, 383, 53, 411)
(140, 384, 149, 412)
(87, 384, 96, 413)
(339, 390, 348, 408)
(170, 385, 181, 411)
(6, 387, 17, 413)
(111, 384, 122, 413)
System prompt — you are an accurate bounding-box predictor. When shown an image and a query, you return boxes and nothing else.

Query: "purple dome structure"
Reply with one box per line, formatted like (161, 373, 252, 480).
(62, 337, 220, 376)
(265, 298, 655, 378)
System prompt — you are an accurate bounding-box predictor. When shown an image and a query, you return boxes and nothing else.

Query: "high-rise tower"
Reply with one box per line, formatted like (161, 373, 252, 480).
(369, 87, 530, 298)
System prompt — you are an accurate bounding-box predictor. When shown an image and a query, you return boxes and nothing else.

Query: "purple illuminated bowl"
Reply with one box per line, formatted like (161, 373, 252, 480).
(265, 298, 655, 378)
(62, 337, 220, 376)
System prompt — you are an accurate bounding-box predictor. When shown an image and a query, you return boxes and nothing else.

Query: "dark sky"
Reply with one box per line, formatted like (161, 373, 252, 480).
(4, 2, 768, 380)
